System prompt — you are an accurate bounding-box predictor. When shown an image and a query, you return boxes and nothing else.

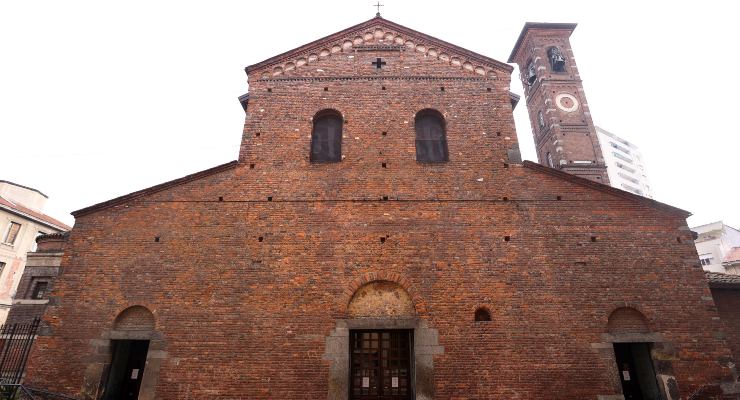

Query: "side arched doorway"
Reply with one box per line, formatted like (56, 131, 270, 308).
(324, 279, 443, 400)
(604, 307, 675, 400)
(83, 306, 165, 400)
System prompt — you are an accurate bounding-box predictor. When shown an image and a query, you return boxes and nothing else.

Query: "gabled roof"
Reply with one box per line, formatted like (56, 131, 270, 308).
(522, 161, 690, 217)
(0, 195, 71, 231)
(246, 15, 513, 75)
(72, 161, 238, 218)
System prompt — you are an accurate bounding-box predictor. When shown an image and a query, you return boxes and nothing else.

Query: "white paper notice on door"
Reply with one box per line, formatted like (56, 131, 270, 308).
(622, 370, 630, 381)
(392, 377, 399, 388)
(131, 369, 139, 379)
(362, 377, 370, 388)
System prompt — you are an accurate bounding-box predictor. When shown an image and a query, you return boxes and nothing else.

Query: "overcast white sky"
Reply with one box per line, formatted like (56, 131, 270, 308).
(1, 1, 737, 228)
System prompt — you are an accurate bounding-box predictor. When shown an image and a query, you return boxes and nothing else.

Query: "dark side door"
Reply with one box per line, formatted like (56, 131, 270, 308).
(103, 340, 150, 400)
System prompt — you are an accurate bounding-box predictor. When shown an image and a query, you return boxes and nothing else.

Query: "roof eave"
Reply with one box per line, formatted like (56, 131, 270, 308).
(0, 180, 48, 198)
(72, 160, 239, 218)
(522, 161, 691, 218)
(0, 203, 70, 231)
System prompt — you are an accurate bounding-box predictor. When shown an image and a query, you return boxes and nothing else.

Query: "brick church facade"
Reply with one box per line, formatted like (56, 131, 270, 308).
(23, 16, 738, 399)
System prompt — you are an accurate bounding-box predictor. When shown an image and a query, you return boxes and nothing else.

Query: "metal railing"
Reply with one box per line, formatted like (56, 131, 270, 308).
(0, 318, 39, 387)
(0, 384, 78, 400)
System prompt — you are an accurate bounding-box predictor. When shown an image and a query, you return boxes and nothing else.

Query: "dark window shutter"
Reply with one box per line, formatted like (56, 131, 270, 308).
(311, 113, 342, 163)
(415, 112, 448, 163)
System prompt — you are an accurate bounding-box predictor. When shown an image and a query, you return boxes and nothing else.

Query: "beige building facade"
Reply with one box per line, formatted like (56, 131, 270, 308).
(0, 180, 70, 324)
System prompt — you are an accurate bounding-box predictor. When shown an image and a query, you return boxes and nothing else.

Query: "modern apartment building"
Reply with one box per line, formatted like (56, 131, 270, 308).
(595, 126, 652, 198)
(692, 221, 740, 274)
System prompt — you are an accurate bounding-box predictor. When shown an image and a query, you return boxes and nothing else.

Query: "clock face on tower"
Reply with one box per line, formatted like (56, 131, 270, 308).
(555, 93, 579, 112)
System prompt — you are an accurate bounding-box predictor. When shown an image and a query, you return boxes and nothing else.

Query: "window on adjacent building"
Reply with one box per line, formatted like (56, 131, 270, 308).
(0, 262, 5, 276)
(30, 279, 49, 300)
(615, 162, 636, 174)
(612, 152, 633, 164)
(546, 152, 554, 168)
(415, 109, 448, 163)
(3, 222, 21, 245)
(310, 110, 343, 163)
(610, 142, 631, 155)
(617, 172, 640, 185)
(700, 255, 713, 266)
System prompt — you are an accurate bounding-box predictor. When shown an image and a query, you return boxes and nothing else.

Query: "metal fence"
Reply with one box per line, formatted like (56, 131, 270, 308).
(0, 318, 39, 387)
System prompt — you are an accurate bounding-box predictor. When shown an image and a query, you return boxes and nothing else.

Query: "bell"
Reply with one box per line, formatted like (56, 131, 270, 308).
(553, 59, 566, 72)
(526, 64, 537, 85)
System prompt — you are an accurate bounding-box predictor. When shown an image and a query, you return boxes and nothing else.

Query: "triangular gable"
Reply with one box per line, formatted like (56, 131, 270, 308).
(522, 161, 691, 217)
(245, 16, 513, 79)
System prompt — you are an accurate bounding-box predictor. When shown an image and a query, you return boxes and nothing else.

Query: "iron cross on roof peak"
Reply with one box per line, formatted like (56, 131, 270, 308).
(374, 1, 383, 17)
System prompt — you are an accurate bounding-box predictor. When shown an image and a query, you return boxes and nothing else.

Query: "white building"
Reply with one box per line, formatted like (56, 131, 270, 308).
(692, 221, 740, 274)
(595, 126, 652, 198)
(0, 180, 70, 323)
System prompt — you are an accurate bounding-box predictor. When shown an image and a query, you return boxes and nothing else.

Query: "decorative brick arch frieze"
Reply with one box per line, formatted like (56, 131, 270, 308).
(342, 271, 428, 316)
(252, 24, 502, 80)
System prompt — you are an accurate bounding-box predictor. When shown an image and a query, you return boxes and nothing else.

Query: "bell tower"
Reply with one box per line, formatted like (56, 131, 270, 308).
(509, 23, 609, 184)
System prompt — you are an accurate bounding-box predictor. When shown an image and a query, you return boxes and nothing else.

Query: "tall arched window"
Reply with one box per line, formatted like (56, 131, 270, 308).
(415, 109, 448, 163)
(310, 110, 343, 163)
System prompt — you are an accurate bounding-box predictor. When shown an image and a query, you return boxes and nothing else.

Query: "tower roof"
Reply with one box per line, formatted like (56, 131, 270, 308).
(508, 22, 577, 63)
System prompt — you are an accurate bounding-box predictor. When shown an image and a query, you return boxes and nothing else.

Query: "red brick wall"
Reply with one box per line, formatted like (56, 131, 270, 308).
(23, 21, 735, 399)
(711, 288, 740, 363)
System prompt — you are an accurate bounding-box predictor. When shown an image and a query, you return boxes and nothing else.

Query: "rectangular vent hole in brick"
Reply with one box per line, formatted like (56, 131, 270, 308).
(557, 196, 562, 200)
(255, 132, 261, 137)
(382, 86, 386, 90)
(591, 236, 597, 242)
(382, 131, 387, 136)
(154, 236, 160, 243)
(440, 86, 445, 91)
(496, 132, 501, 136)
(504, 236, 511, 242)
(267, 196, 273, 201)
(502, 197, 508, 201)
(324, 87, 328, 91)
(250, 164, 255, 169)
(677, 237, 682, 243)
(258, 236, 263, 242)
(218, 196, 224, 202)
(267, 88, 272, 92)
(503, 163, 509, 168)
(382, 163, 387, 168)
(382, 196, 389, 201)
(380, 237, 386, 243)
(487, 88, 492, 92)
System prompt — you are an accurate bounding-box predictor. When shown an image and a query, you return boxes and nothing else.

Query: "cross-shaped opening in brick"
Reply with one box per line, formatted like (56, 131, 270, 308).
(371, 58, 386, 69)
